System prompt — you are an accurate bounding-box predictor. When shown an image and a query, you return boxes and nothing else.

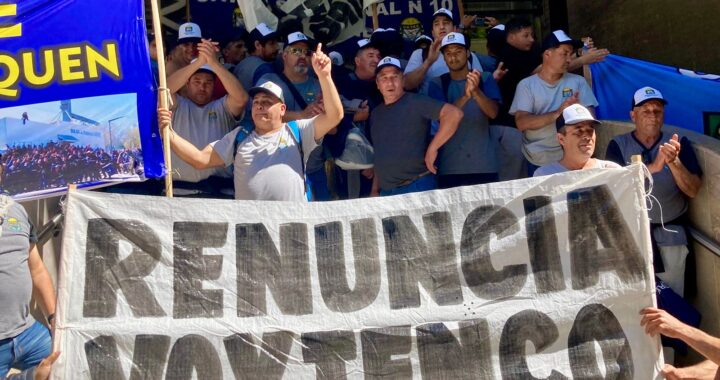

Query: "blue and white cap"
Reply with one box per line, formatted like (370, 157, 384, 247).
(178, 22, 202, 44)
(375, 56, 402, 74)
(249, 81, 285, 104)
(440, 32, 467, 50)
(432, 8, 453, 21)
(287, 31, 309, 45)
(632, 87, 668, 108)
(556, 104, 601, 130)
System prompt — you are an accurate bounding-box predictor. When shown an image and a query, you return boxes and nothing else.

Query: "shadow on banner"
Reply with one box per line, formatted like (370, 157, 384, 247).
(590, 54, 720, 138)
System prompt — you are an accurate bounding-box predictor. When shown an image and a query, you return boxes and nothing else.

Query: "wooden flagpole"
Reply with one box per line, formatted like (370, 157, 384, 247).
(149, 0, 174, 197)
(371, 4, 379, 30)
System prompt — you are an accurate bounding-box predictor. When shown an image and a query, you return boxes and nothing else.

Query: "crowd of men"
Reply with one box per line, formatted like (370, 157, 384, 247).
(0, 144, 140, 195)
(1, 9, 714, 380)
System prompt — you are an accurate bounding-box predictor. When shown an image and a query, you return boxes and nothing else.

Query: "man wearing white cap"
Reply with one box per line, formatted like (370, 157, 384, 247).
(510, 30, 599, 175)
(605, 87, 702, 297)
(426, 32, 502, 187)
(233, 23, 280, 92)
(159, 44, 343, 201)
(533, 104, 619, 176)
(370, 57, 463, 196)
(167, 22, 203, 76)
(403, 8, 484, 91)
(164, 38, 249, 197)
(256, 32, 332, 200)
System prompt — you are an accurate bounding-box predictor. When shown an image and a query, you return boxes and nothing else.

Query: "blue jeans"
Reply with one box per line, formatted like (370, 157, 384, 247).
(380, 174, 437, 196)
(0, 321, 52, 378)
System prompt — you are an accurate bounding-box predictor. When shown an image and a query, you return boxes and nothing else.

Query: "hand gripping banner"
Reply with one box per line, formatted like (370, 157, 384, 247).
(54, 167, 664, 378)
(0, 0, 163, 200)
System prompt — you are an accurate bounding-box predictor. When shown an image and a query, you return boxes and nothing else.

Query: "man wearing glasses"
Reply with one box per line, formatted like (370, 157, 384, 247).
(605, 87, 702, 299)
(257, 32, 331, 199)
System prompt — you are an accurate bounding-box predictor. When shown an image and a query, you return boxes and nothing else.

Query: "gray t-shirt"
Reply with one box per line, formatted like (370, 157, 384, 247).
(171, 95, 238, 183)
(233, 56, 268, 92)
(0, 202, 38, 340)
(533, 159, 621, 176)
(257, 73, 325, 173)
(211, 118, 320, 201)
(370, 93, 444, 191)
(426, 73, 502, 175)
(509, 73, 598, 166)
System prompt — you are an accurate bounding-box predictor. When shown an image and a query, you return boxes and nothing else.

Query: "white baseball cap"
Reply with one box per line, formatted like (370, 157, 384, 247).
(178, 22, 202, 44)
(375, 56, 402, 74)
(287, 31, 309, 46)
(440, 32, 467, 50)
(432, 8, 453, 21)
(556, 104, 601, 130)
(249, 81, 285, 104)
(632, 86, 667, 108)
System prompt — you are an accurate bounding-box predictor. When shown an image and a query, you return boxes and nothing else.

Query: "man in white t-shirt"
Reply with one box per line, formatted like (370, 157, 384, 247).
(534, 104, 619, 176)
(403, 8, 483, 91)
(158, 44, 343, 201)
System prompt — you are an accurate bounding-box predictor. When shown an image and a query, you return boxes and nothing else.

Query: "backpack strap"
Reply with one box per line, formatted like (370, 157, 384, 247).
(232, 124, 255, 160)
(275, 72, 309, 109)
(285, 120, 312, 201)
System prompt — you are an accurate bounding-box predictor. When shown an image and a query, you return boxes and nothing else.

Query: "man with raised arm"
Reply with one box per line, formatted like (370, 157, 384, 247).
(159, 44, 343, 202)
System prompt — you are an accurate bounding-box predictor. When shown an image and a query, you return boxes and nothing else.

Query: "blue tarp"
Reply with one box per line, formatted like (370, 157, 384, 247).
(590, 54, 720, 136)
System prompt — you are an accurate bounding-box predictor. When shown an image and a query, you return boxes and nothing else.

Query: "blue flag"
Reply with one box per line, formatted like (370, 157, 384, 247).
(0, 0, 162, 200)
(590, 54, 720, 137)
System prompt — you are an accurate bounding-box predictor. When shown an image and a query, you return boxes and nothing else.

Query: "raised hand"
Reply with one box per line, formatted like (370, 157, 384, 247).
(464, 69, 481, 97)
(197, 38, 221, 68)
(426, 38, 442, 64)
(493, 61, 508, 82)
(311, 43, 332, 78)
(659, 133, 681, 164)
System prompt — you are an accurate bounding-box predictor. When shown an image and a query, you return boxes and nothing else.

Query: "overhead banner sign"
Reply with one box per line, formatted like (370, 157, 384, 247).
(0, 0, 164, 200)
(237, 0, 460, 58)
(54, 168, 663, 379)
(591, 54, 720, 138)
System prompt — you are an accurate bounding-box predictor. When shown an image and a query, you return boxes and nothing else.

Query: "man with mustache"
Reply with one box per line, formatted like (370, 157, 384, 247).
(164, 38, 248, 197)
(533, 104, 619, 176)
(256, 32, 330, 200)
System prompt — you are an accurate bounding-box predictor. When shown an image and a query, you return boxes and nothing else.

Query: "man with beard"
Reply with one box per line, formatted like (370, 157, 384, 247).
(257, 32, 330, 200)
(533, 104, 619, 176)
(165, 38, 248, 197)
(425, 32, 502, 188)
(233, 23, 279, 92)
(166, 22, 202, 76)
(403, 8, 484, 91)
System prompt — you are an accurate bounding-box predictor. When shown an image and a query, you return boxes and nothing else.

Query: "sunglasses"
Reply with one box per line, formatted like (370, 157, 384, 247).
(288, 47, 312, 57)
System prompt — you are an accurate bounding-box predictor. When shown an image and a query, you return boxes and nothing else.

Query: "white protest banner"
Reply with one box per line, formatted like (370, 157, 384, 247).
(53, 166, 663, 379)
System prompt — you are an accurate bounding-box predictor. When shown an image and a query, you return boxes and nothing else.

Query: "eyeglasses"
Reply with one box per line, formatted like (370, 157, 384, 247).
(288, 47, 312, 57)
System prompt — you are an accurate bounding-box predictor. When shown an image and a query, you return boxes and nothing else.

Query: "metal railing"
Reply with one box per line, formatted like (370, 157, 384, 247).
(689, 227, 720, 259)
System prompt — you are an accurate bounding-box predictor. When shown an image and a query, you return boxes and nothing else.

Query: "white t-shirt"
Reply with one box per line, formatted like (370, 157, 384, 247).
(171, 95, 239, 183)
(533, 159, 621, 177)
(509, 73, 599, 166)
(211, 118, 320, 201)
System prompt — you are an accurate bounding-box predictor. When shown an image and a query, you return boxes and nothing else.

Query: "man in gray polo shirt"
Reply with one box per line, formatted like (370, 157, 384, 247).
(370, 57, 463, 196)
(509, 30, 598, 175)
(166, 38, 248, 197)
(0, 196, 56, 378)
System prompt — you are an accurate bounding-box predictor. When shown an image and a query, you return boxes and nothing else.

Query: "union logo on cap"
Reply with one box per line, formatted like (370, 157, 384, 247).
(383, 57, 392, 63)
(645, 88, 655, 94)
(447, 34, 455, 41)
(185, 26, 193, 32)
